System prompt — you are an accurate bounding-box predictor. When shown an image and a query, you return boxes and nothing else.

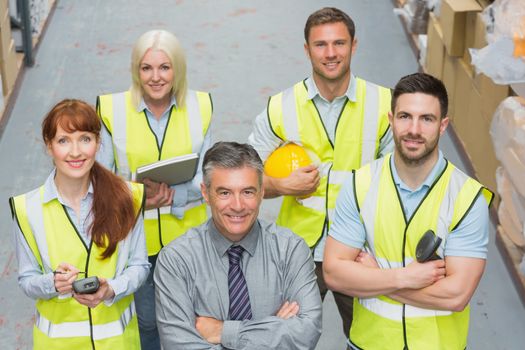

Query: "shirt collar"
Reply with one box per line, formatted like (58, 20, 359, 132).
(304, 74, 357, 102)
(137, 96, 177, 114)
(390, 151, 447, 192)
(42, 169, 94, 204)
(209, 219, 260, 257)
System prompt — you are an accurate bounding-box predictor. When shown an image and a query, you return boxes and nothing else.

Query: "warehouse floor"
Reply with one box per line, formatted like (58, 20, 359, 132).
(0, 1, 523, 349)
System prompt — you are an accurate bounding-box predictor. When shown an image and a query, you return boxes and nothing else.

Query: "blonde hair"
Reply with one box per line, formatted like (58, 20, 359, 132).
(130, 30, 187, 108)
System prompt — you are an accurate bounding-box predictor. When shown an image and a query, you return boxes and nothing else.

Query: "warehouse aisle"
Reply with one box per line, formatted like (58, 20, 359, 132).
(0, 1, 523, 349)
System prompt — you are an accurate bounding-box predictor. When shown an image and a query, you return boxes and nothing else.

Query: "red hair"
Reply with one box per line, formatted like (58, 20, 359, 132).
(42, 99, 139, 259)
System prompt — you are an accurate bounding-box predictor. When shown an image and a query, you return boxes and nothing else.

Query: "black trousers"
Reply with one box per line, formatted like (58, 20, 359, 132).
(315, 261, 354, 337)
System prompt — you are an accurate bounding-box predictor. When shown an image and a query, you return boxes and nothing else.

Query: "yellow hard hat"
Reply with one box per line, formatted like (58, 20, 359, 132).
(264, 143, 312, 178)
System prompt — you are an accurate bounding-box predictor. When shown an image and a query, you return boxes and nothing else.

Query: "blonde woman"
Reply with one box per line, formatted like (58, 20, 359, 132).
(96, 29, 212, 349)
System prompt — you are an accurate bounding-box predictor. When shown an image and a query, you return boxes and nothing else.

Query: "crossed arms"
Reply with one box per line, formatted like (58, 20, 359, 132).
(323, 237, 486, 312)
(154, 241, 322, 349)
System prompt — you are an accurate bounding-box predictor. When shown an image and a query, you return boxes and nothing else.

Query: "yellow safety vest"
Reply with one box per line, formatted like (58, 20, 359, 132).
(268, 78, 391, 247)
(350, 154, 493, 350)
(97, 90, 212, 255)
(10, 182, 144, 350)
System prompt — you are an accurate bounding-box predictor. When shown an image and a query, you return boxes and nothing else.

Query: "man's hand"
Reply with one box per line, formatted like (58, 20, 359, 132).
(275, 301, 300, 319)
(355, 251, 380, 268)
(354, 251, 446, 290)
(73, 277, 115, 308)
(143, 178, 175, 210)
(54, 262, 81, 294)
(267, 164, 320, 198)
(400, 259, 446, 290)
(195, 316, 223, 344)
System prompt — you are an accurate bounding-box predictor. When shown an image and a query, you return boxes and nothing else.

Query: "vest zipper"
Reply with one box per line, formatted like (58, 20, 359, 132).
(332, 97, 349, 147)
(86, 240, 95, 348)
(401, 226, 409, 350)
(142, 105, 176, 251)
(310, 99, 340, 150)
(88, 307, 96, 350)
(61, 205, 96, 348)
(389, 157, 450, 350)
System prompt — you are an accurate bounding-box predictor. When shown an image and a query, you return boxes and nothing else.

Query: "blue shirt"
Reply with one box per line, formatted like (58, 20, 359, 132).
(97, 95, 211, 219)
(13, 170, 150, 304)
(329, 151, 490, 259)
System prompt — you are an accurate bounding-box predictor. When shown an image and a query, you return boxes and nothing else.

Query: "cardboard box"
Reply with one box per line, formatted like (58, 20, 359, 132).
(473, 73, 510, 122)
(425, 12, 446, 79)
(497, 167, 525, 248)
(1, 40, 18, 96)
(472, 12, 488, 48)
(450, 58, 472, 122)
(451, 66, 500, 193)
(501, 140, 525, 199)
(500, 165, 525, 223)
(499, 201, 525, 247)
(0, 0, 7, 20)
(442, 55, 458, 119)
(462, 87, 499, 192)
(476, 0, 493, 9)
(0, 12, 11, 60)
(440, 0, 482, 56)
(464, 12, 489, 69)
(463, 12, 488, 65)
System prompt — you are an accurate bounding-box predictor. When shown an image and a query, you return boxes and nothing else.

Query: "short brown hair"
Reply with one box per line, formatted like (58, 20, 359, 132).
(392, 73, 448, 118)
(304, 7, 355, 43)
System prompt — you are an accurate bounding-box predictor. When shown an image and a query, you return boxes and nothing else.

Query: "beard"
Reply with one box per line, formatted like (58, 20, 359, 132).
(394, 132, 439, 167)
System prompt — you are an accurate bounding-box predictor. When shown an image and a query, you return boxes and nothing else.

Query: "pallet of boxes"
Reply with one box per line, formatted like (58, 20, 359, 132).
(492, 97, 525, 299)
(425, 0, 525, 302)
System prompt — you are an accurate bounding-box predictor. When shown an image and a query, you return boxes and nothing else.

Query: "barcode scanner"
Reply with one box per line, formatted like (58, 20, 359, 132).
(416, 230, 442, 263)
(72, 276, 100, 294)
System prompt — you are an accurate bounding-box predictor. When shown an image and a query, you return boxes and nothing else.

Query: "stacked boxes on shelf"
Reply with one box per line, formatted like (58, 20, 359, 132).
(492, 97, 525, 248)
(424, 0, 510, 195)
(424, 0, 525, 297)
(491, 97, 525, 284)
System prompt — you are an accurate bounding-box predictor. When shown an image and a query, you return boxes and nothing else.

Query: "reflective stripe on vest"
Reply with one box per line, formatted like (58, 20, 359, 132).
(35, 303, 136, 340)
(358, 297, 451, 322)
(350, 154, 493, 349)
(281, 86, 300, 140)
(98, 90, 211, 256)
(268, 78, 391, 247)
(111, 92, 131, 179)
(360, 81, 380, 166)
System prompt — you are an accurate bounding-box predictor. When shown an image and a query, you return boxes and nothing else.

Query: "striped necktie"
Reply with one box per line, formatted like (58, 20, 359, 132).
(227, 245, 253, 320)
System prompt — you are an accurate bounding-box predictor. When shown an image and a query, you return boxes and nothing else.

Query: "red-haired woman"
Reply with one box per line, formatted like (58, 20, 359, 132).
(10, 99, 149, 349)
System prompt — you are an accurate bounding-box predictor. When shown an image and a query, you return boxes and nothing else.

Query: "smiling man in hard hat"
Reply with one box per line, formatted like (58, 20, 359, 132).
(248, 7, 393, 336)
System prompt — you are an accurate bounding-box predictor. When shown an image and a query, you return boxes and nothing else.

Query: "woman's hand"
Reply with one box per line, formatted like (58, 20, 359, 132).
(143, 178, 175, 210)
(54, 262, 81, 294)
(73, 278, 115, 308)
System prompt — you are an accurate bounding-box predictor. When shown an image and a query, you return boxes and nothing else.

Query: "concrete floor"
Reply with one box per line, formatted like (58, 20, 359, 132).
(0, 0, 524, 349)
